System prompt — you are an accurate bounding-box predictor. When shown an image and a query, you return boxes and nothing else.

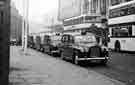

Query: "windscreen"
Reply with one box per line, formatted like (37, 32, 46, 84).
(75, 35, 97, 44)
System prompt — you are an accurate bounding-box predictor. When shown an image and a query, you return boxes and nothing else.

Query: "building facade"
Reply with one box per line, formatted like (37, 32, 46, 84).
(10, 2, 22, 45)
(82, 0, 109, 16)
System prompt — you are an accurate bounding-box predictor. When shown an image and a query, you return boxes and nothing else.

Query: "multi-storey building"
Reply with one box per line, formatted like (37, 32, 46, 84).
(82, 0, 109, 17)
(10, 2, 22, 45)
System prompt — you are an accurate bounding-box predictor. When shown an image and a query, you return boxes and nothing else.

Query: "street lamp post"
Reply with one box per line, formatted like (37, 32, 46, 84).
(22, 0, 29, 53)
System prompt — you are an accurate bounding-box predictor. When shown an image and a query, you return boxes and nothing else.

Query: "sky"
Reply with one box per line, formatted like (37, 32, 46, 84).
(12, 0, 59, 33)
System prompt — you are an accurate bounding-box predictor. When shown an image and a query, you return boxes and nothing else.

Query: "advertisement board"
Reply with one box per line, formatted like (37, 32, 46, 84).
(58, 0, 81, 20)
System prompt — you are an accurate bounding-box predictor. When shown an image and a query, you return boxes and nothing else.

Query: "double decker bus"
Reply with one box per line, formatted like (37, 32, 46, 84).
(108, 0, 135, 52)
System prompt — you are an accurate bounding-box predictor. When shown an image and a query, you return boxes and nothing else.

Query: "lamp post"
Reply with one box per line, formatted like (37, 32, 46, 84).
(22, 0, 29, 53)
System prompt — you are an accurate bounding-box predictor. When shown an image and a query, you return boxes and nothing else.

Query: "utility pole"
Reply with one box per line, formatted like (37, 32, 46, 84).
(51, 17, 54, 30)
(22, 15, 24, 49)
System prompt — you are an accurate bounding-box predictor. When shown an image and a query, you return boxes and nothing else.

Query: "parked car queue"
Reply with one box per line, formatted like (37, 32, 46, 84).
(28, 32, 109, 65)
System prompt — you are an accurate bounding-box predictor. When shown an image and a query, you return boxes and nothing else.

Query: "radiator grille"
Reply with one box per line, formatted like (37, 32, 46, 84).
(89, 46, 101, 57)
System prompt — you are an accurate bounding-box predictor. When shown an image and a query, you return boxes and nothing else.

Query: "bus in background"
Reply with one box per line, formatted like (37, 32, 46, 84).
(108, 0, 135, 52)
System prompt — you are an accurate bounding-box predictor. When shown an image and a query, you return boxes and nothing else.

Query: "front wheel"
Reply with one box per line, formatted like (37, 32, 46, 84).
(115, 42, 121, 52)
(100, 59, 107, 65)
(60, 51, 64, 60)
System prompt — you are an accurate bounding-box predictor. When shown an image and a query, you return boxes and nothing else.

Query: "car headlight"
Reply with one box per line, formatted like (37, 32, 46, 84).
(101, 46, 109, 51)
(84, 47, 89, 52)
(78, 47, 85, 52)
(52, 43, 56, 47)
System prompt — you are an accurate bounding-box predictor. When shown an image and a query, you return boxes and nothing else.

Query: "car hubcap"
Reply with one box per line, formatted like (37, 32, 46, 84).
(75, 55, 79, 65)
(61, 52, 64, 59)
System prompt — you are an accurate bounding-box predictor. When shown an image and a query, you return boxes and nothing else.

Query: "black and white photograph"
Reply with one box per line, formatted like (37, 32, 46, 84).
(0, 0, 135, 85)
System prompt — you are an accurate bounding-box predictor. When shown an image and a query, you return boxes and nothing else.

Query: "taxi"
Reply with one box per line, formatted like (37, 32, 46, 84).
(59, 32, 109, 65)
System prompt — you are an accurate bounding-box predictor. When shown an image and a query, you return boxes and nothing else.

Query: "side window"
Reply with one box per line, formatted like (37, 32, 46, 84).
(65, 35, 69, 41)
(61, 35, 66, 42)
(48, 36, 51, 41)
(128, 26, 132, 36)
(96, 36, 100, 44)
(69, 35, 74, 43)
(61, 35, 71, 42)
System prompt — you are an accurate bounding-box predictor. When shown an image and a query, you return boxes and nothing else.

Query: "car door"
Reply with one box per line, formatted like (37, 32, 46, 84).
(61, 35, 74, 60)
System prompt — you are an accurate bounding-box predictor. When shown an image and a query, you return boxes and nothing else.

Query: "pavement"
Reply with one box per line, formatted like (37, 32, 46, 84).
(9, 46, 125, 85)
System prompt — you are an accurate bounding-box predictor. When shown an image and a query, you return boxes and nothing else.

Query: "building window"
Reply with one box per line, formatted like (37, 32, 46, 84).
(109, 4, 135, 18)
(111, 0, 120, 6)
(128, 26, 132, 36)
(111, 0, 133, 6)
(125, 0, 132, 2)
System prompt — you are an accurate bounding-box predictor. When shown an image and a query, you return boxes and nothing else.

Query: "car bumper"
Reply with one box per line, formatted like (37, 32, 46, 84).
(51, 50, 59, 53)
(77, 57, 109, 61)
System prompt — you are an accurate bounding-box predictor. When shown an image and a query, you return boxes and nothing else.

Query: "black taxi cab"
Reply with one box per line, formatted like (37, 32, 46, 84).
(41, 35, 52, 54)
(59, 32, 109, 65)
(40, 33, 62, 55)
(49, 33, 62, 56)
(28, 36, 34, 48)
(34, 35, 41, 51)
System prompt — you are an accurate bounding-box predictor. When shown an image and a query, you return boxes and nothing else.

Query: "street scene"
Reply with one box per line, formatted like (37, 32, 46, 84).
(9, 46, 130, 85)
(0, 0, 134, 85)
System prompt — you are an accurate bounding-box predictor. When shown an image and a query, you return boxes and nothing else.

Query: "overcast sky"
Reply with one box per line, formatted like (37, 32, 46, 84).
(12, 0, 58, 23)
(12, 0, 59, 33)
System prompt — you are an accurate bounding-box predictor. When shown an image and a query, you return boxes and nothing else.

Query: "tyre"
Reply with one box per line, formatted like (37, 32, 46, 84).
(115, 41, 121, 52)
(100, 59, 107, 65)
(44, 48, 47, 53)
(48, 48, 52, 55)
(60, 51, 64, 60)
